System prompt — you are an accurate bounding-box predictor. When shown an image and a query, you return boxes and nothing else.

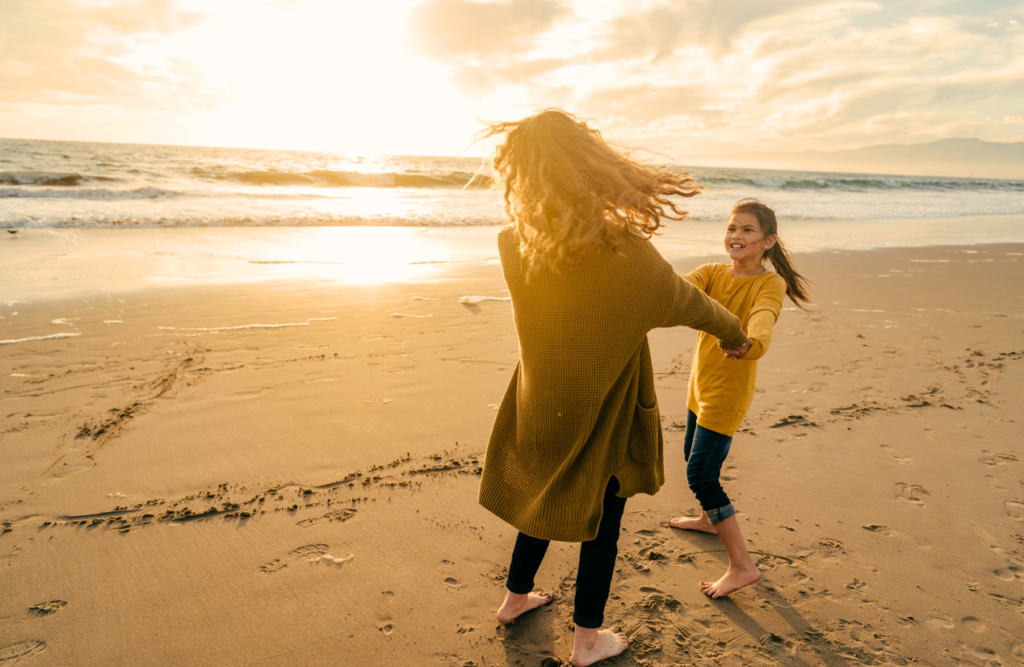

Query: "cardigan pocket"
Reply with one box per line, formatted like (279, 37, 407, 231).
(628, 401, 663, 465)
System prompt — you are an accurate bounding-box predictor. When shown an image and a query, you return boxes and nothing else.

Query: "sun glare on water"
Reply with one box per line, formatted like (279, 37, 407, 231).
(280, 227, 448, 285)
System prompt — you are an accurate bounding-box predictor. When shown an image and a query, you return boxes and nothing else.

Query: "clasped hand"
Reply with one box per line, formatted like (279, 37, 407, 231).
(722, 338, 754, 360)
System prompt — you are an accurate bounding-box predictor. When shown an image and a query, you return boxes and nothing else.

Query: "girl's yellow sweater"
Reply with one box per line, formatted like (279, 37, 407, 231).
(685, 263, 786, 436)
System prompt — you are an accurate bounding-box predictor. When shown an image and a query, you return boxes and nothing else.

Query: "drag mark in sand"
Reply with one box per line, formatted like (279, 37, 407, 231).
(41, 346, 211, 480)
(5, 446, 483, 538)
(0, 641, 47, 665)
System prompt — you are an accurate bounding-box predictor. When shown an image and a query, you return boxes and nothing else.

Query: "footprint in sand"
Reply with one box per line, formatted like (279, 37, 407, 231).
(259, 544, 353, 573)
(750, 550, 795, 572)
(1005, 500, 1024, 520)
(985, 475, 1008, 492)
(28, 600, 67, 616)
(979, 453, 1019, 467)
(295, 508, 357, 528)
(895, 483, 930, 507)
(720, 466, 738, 482)
(958, 618, 983, 635)
(444, 577, 462, 589)
(862, 524, 910, 540)
(846, 579, 867, 591)
(0, 641, 47, 664)
(994, 566, 1021, 581)
(378, 623, 394, 636)
(924, 616, 955, 631)
(880, 444, 913, 464)
(813, 538, 845, 553)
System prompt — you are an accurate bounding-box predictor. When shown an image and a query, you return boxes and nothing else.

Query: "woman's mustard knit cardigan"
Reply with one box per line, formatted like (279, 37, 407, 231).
(478, 226, 747, 542)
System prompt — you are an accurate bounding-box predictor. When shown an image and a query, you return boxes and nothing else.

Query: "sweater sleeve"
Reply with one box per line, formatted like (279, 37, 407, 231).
(659, 274, 747, 349)
(741, 275, 787, 361)
(681, 263, 713, 289)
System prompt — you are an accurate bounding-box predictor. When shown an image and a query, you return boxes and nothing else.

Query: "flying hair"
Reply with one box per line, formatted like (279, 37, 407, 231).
(477, 108, 702, 278)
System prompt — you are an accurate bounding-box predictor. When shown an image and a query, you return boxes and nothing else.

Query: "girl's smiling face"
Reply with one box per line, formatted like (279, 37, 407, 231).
(724, 211, 776, 263)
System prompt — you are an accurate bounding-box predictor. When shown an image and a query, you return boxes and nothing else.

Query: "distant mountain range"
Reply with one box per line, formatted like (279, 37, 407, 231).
(691, 138, 1024, 180)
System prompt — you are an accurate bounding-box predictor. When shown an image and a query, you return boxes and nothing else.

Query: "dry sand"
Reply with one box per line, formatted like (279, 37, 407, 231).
(1, 243, 1023, 666)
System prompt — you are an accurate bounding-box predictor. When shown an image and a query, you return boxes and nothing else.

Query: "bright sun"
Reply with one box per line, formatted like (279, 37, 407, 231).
(153, 0, 481, 155)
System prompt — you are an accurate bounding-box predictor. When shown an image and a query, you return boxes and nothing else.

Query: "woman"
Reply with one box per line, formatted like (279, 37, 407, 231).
(477, 109, 748, 666)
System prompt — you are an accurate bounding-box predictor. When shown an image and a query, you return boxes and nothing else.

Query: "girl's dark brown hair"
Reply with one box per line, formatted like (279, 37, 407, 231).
(478, 108, 702, 277)
(732, 198, 812, 308)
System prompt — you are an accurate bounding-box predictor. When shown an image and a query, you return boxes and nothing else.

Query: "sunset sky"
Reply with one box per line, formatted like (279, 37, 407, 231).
(1, 0, 1022, 158)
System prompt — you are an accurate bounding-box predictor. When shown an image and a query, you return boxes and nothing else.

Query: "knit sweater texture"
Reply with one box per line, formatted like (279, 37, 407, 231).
(478, 226, 748, 542)
(685, 263, 787, 436)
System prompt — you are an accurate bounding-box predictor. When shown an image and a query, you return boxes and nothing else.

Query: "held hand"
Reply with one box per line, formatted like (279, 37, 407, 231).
(723, 338, 754, 360)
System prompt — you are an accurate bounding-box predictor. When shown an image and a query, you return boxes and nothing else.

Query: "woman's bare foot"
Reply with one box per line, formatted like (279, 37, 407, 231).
(496, 590, 552, 624)
(700, 563, 761, 598)
(570, 625, 628, 666)
(667, 511, 717, 534)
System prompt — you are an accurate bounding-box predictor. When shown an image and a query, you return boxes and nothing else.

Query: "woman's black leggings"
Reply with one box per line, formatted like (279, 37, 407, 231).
(505, 477, 626, 628)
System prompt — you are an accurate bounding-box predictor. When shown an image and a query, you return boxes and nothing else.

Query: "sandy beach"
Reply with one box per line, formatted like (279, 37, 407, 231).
(2, 238, 1023, 666)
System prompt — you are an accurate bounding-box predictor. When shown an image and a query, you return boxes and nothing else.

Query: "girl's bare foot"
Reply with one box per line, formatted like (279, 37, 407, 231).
(700, 563, 761, 598)
(496, 590, 552, 624)
(570, 625, 628, 666)
(667, 512, 717, 534)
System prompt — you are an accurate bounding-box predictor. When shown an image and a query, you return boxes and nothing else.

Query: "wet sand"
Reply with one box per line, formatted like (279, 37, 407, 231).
(2, 243, 1023, 666)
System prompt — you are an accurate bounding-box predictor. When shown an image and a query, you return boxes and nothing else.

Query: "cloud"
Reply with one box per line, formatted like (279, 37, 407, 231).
(407, 0, 572, 59)
(596, 0, 837, 60)
(579, 84, 715, 122)
(0, 0, 219, 109)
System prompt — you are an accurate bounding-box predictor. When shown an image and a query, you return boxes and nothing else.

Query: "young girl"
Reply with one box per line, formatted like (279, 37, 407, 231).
(476, 109, 750, 667)
(668, 198, 811, 599)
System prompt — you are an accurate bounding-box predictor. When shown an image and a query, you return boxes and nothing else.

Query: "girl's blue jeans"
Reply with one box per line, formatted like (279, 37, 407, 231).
(683, 409, 736, 525)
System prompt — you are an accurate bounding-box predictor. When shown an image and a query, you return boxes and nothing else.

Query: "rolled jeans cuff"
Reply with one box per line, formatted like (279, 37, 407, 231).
(705, 503, 736, 525)
(506, 578, 535, 595)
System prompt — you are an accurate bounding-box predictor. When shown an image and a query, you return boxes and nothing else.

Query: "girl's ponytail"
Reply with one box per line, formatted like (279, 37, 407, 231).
(732, 199, 812, 308)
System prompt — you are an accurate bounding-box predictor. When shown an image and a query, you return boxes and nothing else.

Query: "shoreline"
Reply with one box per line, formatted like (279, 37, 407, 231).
(2, 242, 1023, 665)
(2, 213, 1024, 304)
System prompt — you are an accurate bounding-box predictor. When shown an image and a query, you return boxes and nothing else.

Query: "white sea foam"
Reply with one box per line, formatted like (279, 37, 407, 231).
(390, 313, 431, 318)
(459, 295, 511, 304)
(1, 332, 80, 345)
(103, 320, 123, 324)
(852, 309, 886, 312)
(51, 318, 73, 325)
(162, 317, 336, 332)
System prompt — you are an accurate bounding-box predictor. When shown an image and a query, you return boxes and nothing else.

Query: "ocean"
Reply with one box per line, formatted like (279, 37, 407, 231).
(3, 137, 1024, 229)
(3, 137, 1024, 302)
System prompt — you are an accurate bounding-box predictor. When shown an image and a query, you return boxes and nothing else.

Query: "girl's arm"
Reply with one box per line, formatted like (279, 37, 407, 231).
(738, 310, 777, 361)
(734, 276, 786, 361)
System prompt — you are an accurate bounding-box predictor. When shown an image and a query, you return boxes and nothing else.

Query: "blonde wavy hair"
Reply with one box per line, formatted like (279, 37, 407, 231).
(479, 108, 702, 277)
